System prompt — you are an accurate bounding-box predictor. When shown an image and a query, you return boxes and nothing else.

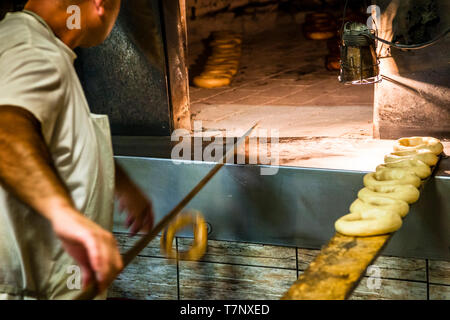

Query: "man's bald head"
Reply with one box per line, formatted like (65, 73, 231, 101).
(62, 0, 115, 10)
(25, 0, 121, 48)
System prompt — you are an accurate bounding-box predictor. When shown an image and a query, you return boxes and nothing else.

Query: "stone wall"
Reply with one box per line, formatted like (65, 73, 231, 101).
(185, 0, 343, 43)
(373, 0, 450, 139)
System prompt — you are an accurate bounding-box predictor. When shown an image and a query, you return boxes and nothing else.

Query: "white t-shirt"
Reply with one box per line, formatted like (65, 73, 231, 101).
(0, 10, 115, 299)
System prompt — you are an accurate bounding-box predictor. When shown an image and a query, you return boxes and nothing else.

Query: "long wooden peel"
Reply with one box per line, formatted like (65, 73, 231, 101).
(282, 154, 444, 300)
(75, 123, 259, 300)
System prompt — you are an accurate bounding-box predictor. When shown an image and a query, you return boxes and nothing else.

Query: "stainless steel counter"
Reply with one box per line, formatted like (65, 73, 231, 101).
(113, 156, 450, 261)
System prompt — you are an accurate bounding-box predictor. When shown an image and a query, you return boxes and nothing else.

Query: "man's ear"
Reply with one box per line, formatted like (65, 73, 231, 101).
(93, 0, 105, 16)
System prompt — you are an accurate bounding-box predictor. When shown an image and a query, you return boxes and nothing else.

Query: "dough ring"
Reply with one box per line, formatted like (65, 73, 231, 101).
(160, 211, 208, 261)
(350, 197, 409, 218)
(193, 75, 231, 88)
(335, 208, 402, 236)
(305, 31, 335, 40)
(376, 159, 431, 179)
(358, 185, 420, 204)
(385, 149, 438, 167)
(394, 137, 443, 156)
(363, 168, 421, 189)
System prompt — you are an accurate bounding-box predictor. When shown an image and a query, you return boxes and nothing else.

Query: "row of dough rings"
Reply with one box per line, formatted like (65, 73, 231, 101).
(350, 196, 409, 218)
(335, 208, 403, 237)
(335, 136, 443, 237)
(385, 149, 438, 166)
(358, 185, 420, 204)
(363, 168, 421, 189)
(394, 137, 443, 155)
(160, 211, 208, 261)
(376, 159, 431, 179)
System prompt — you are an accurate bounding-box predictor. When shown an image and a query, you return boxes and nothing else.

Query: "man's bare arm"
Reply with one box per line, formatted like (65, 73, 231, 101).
(0, 105, 123, 292)
(0, 105, 73, 219)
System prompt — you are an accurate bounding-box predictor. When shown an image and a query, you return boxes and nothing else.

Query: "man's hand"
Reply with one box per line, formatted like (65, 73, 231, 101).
(115, 163, 155, 235)
(51, 207, 123, 292)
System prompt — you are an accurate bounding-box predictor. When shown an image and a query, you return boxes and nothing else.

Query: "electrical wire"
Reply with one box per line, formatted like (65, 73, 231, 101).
(370, 28, 450, 50)
(341, 0, 449, 50)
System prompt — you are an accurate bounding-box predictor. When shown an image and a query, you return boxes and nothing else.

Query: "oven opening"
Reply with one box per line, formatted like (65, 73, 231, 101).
(185, 0, 378, 170)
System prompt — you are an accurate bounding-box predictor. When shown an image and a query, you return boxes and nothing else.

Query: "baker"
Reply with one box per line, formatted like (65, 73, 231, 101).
(0, 0, 155, 299)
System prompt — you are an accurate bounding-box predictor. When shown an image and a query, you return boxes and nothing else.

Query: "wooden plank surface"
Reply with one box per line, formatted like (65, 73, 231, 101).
(109, 233, 446, 300)
(298, 248, 427, 281)
(108, 256, 178, 300)
(178, 238, 297, 300)
(429, 285, 450, 300)
(178, 238, 297, 269)
(108, 233, 178, 300)
(282, 233, 390, 300)
(179, 260, 297, 300)
(429, 260, 450, 285)
(350, 277, 427, 300)
(283, 155, 444, 300)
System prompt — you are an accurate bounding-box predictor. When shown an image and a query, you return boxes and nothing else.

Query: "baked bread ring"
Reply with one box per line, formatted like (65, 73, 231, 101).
(207, 58, 240, 65)
(376, 159, 431, 179)
(305, 30, 335, 40)
(205, 63, 238, 69)
(326, 55, 340, 71)
(350, 197, 409, 218)
(206, 60, 239, 67)
(212, 31, 242, 38)
(211, 52, 241, 57)
(206, 68, 238, 76)
(363, 168, 421, 189)
(305, 12, 334, 23)
(385, 149, 438, 166)
(204, 65, 238, 75)
(358, 185, 420, 204)
(305, 22, 335, 32)
(394, 137, 443, 156)
(335, 208, 402, 236)
(201, 70, 233, 78)
(213, 43, 240, 50)
(160, 211, 208, 261)
(212, 49, 242, 56)
(211, 38, 242, 46)
(193, 75, 231, 88)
